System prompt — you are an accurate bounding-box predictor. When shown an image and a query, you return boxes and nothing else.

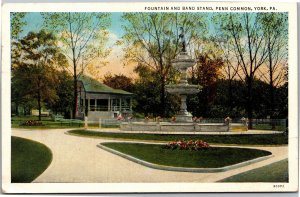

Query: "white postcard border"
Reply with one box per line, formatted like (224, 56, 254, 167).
(1, 1, 298, 193)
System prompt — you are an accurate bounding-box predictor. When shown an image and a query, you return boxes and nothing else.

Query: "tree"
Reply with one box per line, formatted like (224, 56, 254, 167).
(42, 12, 111, 118)
(215, 13, 269, 128)
(11, 68, 33, 116)
(188, 50, 224, 117)
(12, 30, 68, 120)
(47, 70, 73, 118)
(257, 13, 288, 125)
(133, 68, 161, 116)
(11, 12, 27, 39)
(213, 36, 242, 110)
(212, 79, 247, 118)
(276, 82, 288, 118)
(102, 73, 134, 92)
(11, 13, 27, 71)
(132, 64, 180, 117)
(122, 13, 206, 117)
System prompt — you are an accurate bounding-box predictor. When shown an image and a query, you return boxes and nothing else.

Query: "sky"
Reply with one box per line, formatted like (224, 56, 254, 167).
(18, 12, 219, 80)
(19, 12, 135, 79)
(21, 12, 125, 38)
(14, 12, 288, 83)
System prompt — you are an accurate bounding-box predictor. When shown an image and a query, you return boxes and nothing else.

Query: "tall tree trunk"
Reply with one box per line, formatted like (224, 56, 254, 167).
(73, 67, 77, 119)
(270, 83, 275, 129)
(246, 77, 253, 129)
(228, 79, 233, 111)
(69, 13, 78, 120)
(200, 87, 208, 117)
(15, 102, 19, 116)
(72, 43, 77, 119)
(160, 76, 166, 117)
(268, 44, 276, 130)
(38, 90, 42, 121)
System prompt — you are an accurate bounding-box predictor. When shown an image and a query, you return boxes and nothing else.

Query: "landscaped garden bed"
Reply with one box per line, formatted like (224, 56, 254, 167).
(68, 130, 288, 145)
(100, 142, 272, 168)
(11, 136, 53, 183)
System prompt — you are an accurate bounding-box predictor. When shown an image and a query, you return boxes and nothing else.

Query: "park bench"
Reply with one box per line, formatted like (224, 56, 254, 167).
(51, 114, 64, 121)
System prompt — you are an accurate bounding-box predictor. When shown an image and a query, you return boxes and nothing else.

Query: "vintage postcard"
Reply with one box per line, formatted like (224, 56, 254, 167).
(1, 1, 298, 193)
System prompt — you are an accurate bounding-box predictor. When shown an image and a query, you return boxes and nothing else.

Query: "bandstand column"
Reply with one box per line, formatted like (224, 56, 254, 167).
(108, 96, 111, 111)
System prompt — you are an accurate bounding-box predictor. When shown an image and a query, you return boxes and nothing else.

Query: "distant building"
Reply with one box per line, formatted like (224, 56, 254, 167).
(76, 75, 133, 121)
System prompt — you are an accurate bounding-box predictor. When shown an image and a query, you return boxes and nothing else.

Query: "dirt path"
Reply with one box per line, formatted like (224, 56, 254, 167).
(12, 128, 288, 183)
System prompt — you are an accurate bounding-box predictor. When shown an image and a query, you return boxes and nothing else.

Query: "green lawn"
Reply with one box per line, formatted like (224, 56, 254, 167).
(12, 116, 84, 129)
(11, 136, 53, 183)
(69, 130, 288, 145)
(253, 124, 286, 131)
(219, 159, 288, 182)
(102, 143, 271, 168)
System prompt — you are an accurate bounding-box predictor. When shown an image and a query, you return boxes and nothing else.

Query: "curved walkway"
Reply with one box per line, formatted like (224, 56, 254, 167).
(12, 128, 288, 183)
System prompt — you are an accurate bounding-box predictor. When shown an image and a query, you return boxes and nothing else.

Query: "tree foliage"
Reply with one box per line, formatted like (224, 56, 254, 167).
(11, 30, 68, 120)
(122, 13, 207, 117)
(132, 64, 180, 117)
(47, 70, 73, 118)
(11, 12, 27, 39)
(188, 51, 224, 117)
(42, 12, 111, 118)
(10, 12, 288, 122)
(257, 13, 288, 124)
(214, 13, 270, 128)
(102, 73, 134, 92)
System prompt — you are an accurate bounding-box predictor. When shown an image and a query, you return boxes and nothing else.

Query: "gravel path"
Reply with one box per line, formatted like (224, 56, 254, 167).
(12, 128, 288, 183)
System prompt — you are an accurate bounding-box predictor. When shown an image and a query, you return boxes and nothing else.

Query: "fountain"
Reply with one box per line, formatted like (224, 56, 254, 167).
(120, 27, 246, 132)
(166, 27, 200, 122)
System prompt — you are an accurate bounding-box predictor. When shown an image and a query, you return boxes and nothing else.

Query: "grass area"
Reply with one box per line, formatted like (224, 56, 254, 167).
(11, 136, 53, 183)
(12, 116, 84, 129)
(69, 130, 288, 145)
(102, 143, 271, 168)
(253, 124, 286, 131)
(219, 159, 288, 182)
(11, 116, 118, 129)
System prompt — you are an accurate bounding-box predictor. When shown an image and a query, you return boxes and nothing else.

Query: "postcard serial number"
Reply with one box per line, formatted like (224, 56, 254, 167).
(273, 184, 285, 188)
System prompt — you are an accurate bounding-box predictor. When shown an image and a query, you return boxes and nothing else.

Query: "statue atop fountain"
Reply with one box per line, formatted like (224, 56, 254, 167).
(179, 27, 187, 53)
(166, 27, 201, 122)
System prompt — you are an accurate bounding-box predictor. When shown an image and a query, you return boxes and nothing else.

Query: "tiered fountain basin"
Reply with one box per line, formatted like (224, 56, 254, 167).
(165, 84, 200, 94)
(120, 122, 247, 132)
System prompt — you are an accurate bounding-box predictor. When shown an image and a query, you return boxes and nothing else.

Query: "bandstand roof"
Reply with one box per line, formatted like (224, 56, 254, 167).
(78, 75, 133, 95)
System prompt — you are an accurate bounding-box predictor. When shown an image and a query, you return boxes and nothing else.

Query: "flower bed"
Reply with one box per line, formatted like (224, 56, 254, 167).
(20, 120, 44, 126)
(163, 140, 210, 150)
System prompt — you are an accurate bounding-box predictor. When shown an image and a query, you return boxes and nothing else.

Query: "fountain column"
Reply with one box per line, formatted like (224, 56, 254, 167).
(166, 28, 201, 122)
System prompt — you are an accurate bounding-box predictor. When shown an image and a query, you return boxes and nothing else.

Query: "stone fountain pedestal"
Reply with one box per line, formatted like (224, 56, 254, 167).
(166, 52, 201, 122)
